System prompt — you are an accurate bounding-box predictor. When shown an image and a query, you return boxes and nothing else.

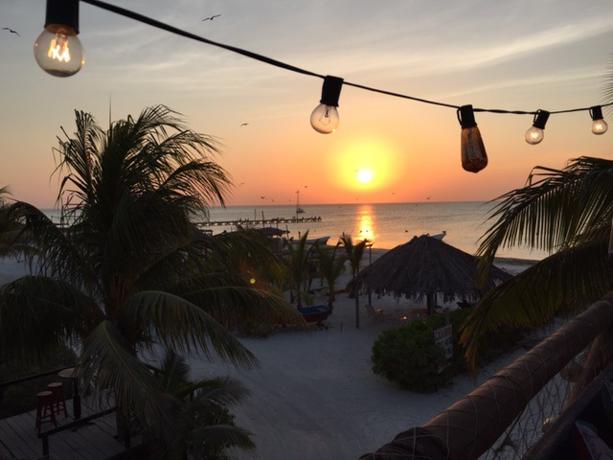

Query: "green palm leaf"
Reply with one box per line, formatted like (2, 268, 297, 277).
(0, 275, 99, 361)
(186, 424, 256, 457)
(80, 320, 179, 440)
(120, 290, 258, 367)
(466, 156, 613, 365)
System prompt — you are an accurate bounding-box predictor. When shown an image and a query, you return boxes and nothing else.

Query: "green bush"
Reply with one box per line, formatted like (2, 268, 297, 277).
(371, 320, 448, 392)
(371, 307, 524, 392)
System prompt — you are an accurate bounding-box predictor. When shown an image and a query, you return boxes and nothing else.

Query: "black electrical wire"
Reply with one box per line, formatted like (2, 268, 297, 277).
(80, 0, 613, 116)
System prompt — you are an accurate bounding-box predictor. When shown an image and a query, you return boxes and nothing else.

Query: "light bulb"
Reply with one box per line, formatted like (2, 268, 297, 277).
(524, 127, 544, 145)
(310, 104, 339, 134)
(34, 24, 84, 77)
(592, 119, 608, 135)
(34, 0, 82, 77)
(590, 106, 608, 135)
(310, 76, 343, 134)
(457, 105, 488, 173)
(525, 110, 549, 145)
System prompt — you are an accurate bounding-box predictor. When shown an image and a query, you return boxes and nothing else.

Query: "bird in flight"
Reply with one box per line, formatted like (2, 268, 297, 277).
(260, 196, 265, 200)
(240, 123, 249, 127)
(202, 14, 221, 21)
(2, 28, 20, 37)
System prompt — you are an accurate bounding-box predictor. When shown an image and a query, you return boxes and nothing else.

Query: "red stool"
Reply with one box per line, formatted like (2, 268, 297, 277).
(35, 390, 57, 433)
(47, 382, 68, 418)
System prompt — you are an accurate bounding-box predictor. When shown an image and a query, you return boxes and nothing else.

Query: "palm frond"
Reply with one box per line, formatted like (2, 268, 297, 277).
(187, 375, 251, 407)
(80, 321, 177, 431)
(4, 202, 102, 296)
(0, 275, 100, 361)
(478, 157, 613, 263)
(157, 349, 192, 395)
(119, 290, 258, 367)
(186, 424, 256, 457)
(463, 236, 613, 367)
(175, 271, 300, 327)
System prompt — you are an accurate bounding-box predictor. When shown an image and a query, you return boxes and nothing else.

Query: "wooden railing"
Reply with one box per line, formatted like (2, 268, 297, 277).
(360, 292, 613, 459)
(0, 366, 126, 458)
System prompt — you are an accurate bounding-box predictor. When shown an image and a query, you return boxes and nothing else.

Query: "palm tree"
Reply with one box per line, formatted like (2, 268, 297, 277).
(0, 186, 25, 256)
(341, 235, 367, 328)
(316, 242, 346, 311)
(282, 231, 316, 307)
(0, 105, 296, 450)
(147, 350, 255, 459)
(460, 156, 613, 367)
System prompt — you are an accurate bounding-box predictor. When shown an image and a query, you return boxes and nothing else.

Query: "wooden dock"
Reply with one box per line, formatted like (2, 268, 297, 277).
(0, 396, 132, 460)
(197, 215, 322, 227)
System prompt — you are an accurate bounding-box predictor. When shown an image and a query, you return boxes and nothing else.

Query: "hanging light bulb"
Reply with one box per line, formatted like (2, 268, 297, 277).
(589, 106, 608, 135)
(310, 76, 343, 134)
(34, 0, 84, 77)
(457, 105, 488, 173)
(525, 110, 549, 145)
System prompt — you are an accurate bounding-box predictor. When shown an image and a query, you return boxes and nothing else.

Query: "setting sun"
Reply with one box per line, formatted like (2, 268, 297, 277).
(356, 169, 373, 184)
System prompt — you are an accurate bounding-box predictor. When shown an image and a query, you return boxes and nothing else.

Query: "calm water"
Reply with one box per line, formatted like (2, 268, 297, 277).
(42, 201, 548, 260)
(202, 202, 548, 261)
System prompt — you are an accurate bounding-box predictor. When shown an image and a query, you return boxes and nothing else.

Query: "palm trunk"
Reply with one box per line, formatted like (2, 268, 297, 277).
(354, 283, 360, 329)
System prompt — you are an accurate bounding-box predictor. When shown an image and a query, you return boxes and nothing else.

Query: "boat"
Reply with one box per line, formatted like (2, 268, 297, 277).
(298, 304, 331, 324)
(431, 230, 447, 240)
(296, 190, 305, 214)
(305, 236, 330, 246)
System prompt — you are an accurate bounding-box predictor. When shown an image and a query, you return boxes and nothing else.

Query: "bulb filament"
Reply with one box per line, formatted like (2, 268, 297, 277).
(319, 106, 332, 126)
(48, 34, 71, 62)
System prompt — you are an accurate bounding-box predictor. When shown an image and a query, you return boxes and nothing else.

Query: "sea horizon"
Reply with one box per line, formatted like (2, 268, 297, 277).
(41, 201, 548, 261)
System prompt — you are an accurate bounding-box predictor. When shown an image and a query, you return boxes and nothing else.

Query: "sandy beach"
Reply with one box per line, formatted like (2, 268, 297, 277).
(0, 251, 536, 459)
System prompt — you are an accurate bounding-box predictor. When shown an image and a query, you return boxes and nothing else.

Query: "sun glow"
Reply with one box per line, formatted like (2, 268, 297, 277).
(356, 169, 373, 184)
(328, 136, 404, 195)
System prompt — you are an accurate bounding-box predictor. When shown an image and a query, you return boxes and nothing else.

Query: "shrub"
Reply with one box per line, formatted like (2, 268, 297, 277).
(371, 307, 525, 392)
(371, 320, 448, 392)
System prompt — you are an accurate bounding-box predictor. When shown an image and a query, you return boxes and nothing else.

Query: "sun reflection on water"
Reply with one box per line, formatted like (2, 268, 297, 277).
(356, 204, 376, 245)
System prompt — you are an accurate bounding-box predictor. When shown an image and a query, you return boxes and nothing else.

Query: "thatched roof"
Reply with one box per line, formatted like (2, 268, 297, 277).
(346, 234, 511, 303)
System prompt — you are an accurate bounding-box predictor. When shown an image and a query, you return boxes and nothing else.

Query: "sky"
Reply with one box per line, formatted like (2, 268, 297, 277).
(1, 0, 612, 208)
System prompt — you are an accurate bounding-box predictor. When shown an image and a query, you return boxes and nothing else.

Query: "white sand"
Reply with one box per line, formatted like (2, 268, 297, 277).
(0, 252, 535, 459)
(187, 250, 535, 459)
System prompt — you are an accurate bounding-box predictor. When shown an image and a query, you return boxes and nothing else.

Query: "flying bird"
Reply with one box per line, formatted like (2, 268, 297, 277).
(240, 123, 249, 127)
(2, 28, 20, 37)
(202, 14, 221, 21)
(260, 196, 265, 200)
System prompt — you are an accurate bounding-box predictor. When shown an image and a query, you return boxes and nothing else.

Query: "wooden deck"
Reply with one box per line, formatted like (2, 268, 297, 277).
(0, 396, 131, 460)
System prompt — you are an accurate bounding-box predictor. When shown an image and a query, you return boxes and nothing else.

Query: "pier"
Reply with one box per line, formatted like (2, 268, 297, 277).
(197, 216, 322, 227)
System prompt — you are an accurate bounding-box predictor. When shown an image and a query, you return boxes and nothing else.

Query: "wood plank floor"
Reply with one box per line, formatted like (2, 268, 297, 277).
(0, 396, 131, 460)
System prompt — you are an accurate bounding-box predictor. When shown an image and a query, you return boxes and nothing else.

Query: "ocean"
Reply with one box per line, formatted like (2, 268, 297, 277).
(41, 201, 548, 260)
(200, 201, 548, 261)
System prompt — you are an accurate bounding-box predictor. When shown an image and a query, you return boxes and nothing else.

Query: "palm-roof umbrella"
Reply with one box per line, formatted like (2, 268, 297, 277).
(346, 234, 511, 314)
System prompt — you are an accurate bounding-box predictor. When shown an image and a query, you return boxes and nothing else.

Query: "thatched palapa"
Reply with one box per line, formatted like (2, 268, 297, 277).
(346, 234, 511, 313)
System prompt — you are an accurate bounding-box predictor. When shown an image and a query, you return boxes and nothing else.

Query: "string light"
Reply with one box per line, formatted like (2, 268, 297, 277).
(40, 0, 611, 163)
(525, 110, 550, 145)
(310, 76, 343, 134)
(458, 105, 488, 173)
(590, 106, 608, 135)
(34, 0, 84, 77)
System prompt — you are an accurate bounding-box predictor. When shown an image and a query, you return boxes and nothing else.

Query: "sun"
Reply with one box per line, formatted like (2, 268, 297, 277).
(356, 169, 373, 184)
